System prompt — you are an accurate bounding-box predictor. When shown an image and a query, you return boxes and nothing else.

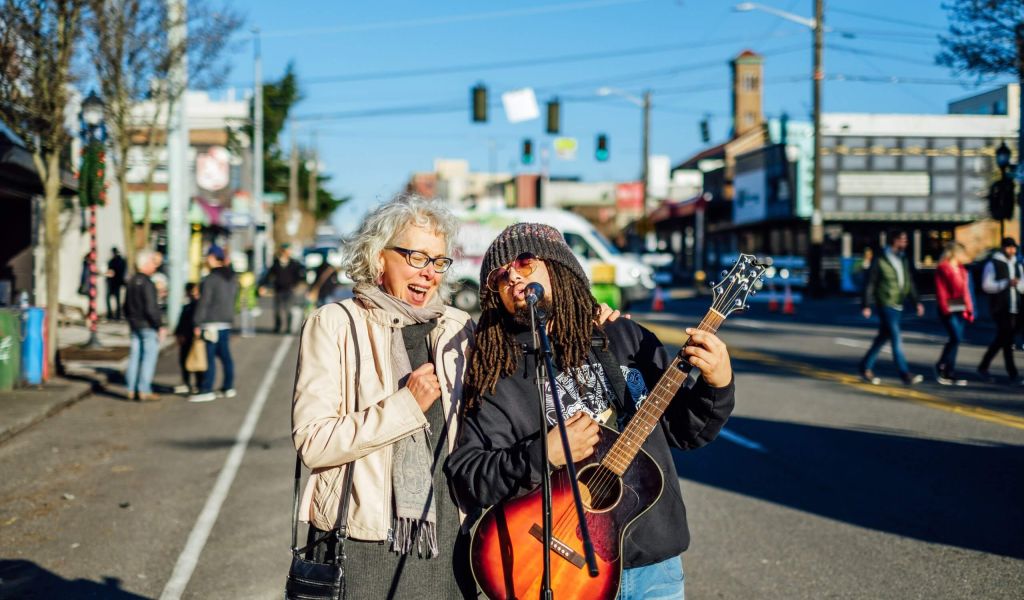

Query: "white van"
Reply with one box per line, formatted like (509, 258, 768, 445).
(448, 208, 656, 312)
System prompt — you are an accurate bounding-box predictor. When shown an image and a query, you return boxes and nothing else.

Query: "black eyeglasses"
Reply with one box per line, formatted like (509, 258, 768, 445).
(387, 246, 453, 273)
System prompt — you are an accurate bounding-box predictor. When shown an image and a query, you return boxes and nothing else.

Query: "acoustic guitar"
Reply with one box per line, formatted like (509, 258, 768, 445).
(470, 254, 766, 600)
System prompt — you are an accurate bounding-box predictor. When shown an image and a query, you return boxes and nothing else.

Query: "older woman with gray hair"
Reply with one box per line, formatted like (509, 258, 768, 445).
(291, 194, 476, 598)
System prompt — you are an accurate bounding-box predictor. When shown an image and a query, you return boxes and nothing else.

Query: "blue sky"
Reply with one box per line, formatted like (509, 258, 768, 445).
(215, 0, 1011, 233)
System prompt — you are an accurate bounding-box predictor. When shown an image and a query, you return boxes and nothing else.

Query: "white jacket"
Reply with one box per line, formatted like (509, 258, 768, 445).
(292, 298, 474, 539)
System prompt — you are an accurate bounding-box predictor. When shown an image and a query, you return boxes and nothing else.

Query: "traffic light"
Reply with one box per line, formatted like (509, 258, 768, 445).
(699, 118, 710, 144)
(595, 133, 609, 161)
(989, 177, 1015, 220)
(546, 99, 560, 134)
(471, 84, 487, 123)
(521, 139, 534, 165)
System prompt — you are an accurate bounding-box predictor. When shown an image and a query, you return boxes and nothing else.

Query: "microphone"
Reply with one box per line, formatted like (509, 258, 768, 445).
(524, 282, 545, 306)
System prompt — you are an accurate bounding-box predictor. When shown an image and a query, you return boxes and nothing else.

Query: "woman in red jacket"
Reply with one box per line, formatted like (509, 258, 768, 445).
(934, 241, 974, 385)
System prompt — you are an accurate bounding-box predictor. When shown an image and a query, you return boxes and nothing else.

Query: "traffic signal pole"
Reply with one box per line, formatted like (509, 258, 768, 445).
(809, 0, 825, 297)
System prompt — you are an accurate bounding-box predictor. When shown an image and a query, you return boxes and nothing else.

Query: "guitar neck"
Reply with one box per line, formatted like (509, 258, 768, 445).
(600, 308, 725, 476)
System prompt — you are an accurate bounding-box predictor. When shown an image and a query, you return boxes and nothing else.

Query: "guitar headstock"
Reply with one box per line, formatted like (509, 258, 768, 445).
(710, 253, 769, 317)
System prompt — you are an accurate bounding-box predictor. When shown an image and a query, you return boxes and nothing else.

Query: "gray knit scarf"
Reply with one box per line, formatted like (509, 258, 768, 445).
(353, 283, 445, 558)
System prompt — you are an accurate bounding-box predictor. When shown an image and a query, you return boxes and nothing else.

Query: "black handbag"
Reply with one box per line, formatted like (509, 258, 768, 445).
(285, 303, 360, 600)
(284, 455, 354, 600)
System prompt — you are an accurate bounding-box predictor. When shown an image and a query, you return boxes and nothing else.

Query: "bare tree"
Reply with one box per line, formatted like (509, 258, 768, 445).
(87, 0, 242, 263)
(0, 0, 86, 371)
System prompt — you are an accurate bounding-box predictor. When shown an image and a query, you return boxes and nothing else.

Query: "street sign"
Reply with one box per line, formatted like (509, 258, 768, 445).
(553, 137, 578, 160)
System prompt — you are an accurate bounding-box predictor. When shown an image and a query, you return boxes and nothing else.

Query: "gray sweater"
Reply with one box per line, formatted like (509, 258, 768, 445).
(195, 267, 238, 327)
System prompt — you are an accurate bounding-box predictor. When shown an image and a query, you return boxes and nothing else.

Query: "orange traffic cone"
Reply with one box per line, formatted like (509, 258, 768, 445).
(767, 281, 779, 312)
(651, 286, 665, 312)
(782, 282, 796, 315)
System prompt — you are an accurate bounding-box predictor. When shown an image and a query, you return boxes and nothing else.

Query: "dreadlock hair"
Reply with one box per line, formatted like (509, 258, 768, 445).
(465, 260, 601, 410)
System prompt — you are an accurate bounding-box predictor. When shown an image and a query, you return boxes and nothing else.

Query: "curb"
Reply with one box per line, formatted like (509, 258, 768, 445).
(0, 378, 94, 445)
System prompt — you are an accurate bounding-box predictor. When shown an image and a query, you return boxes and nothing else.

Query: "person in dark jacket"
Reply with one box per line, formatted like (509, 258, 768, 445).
(105, 247, 127, 320)
(259, 243, 305, 333)
(123, 249, 165, 401)
(189, 245, 239, 402)
(858, 230, 925, 385)
(977, 237, 1024, 385)
(445, 223, 736, 600)
(174, 282, 202, 394)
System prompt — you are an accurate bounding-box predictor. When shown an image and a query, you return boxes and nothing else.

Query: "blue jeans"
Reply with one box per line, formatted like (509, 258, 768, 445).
(126, 328, 159, 394)
(200, 329, 234, 393)
(860, 306, 910, 376)
(937, 313, 965, 375)
(619, 555, 685, 600)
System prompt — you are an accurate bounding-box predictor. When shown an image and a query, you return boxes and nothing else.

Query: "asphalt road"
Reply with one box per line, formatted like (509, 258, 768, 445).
(0, 295, 1021, 599)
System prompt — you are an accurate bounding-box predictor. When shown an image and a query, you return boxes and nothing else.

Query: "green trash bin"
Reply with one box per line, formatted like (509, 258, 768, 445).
(0, 309, 21, 391)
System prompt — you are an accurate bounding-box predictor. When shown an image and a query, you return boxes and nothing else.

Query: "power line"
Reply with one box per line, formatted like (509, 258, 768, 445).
(228, 32, 802, 88)
(259, 0, 652, 39)
(829, 6, 944, 31)
(828, 42, 937, 67)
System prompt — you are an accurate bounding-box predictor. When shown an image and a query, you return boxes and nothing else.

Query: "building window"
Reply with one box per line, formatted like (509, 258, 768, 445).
(742, 73, 759, 92)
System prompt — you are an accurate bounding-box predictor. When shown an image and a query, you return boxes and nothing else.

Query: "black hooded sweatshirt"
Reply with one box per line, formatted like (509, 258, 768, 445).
(446, 317, 735, 568)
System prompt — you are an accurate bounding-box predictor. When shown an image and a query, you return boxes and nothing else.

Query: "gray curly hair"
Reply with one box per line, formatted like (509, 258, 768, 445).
(341, 194, 460, 300)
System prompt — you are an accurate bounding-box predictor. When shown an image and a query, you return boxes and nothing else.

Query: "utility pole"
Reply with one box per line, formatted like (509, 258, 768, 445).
(166, 0, 188, 331)
(641, 90, 651, 216)
(1017, 22, 1024, 240)
(809, 0, 825, 296)
(307, 133, 318, 212)
(289, 126, 299, 213)
(252, 28, 266, 277)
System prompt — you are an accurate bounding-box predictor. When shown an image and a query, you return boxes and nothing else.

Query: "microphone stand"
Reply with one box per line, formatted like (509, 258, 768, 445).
(529, 299, 599, 600)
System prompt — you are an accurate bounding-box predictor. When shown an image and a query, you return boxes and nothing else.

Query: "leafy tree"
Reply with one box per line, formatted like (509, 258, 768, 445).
(241, 62, 347, 240)
(0, 0, 86, 371)
(937, 0, 1024, 80)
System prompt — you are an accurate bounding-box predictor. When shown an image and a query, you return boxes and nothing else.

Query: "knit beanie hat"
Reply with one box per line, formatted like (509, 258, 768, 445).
(479, 222, 589, 287)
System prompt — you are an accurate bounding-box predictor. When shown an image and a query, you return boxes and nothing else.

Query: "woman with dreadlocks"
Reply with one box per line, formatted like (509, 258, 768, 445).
(445, 222, 736, 600)
(291, 194, 476, 598)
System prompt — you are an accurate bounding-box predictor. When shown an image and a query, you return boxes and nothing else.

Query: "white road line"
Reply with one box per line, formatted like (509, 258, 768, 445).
(834, 337, 890, 354)
(718, 428, 767, 453)
(732, 319, 768, 329)
(160, 337, 294, 600)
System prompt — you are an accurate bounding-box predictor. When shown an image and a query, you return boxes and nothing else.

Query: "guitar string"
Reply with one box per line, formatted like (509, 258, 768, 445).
(546, 269, 750, 542)
(548, 273, 741, 539)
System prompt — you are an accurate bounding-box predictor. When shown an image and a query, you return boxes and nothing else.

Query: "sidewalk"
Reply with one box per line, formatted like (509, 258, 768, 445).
(0, 318, 173, 444)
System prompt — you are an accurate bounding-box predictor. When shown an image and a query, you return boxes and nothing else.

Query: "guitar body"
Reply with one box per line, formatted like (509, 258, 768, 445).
(470, 425, 664, 600)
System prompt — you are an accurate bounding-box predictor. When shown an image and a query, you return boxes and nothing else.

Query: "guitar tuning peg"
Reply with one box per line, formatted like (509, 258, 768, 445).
(720, 270, 728, 278)
(734, 299, 743, 308)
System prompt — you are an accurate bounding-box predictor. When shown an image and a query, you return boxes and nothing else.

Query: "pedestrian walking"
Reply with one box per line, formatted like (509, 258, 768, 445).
(260, 243, 304, 334)
(859, 230, 925, 385)
(123, 249, 165, 401)
(446, 222, 736, 600)
(174, 282, 203, 395)
(189, 245, 238, 402)
(105, 246, 127, 320)
(934, 241, 973, 386)
(977, 237, 1024, 385)
(289, 195, 477, 598)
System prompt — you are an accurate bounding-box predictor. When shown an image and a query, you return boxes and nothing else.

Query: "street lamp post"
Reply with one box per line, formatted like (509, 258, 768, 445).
(597, 86, 653, 226)
(79, 90, 106, 349)
(996, 141, 1013, 241)
(735, 0, 826, 295)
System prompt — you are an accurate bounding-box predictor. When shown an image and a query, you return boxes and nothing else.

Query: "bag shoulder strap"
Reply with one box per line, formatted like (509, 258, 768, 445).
(291, 302, 360, 552)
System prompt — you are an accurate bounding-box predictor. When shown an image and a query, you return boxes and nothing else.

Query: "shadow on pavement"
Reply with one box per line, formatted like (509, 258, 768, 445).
(674, 416, 1024, 559)
(0, 560, 148, 599)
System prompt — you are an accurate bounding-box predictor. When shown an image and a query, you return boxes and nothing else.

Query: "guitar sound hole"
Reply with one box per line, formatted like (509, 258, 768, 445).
(576, 464, 622, 513)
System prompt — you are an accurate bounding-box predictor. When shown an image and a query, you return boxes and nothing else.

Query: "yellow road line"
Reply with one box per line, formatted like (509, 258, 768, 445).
(641, 320, 1024, 432)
